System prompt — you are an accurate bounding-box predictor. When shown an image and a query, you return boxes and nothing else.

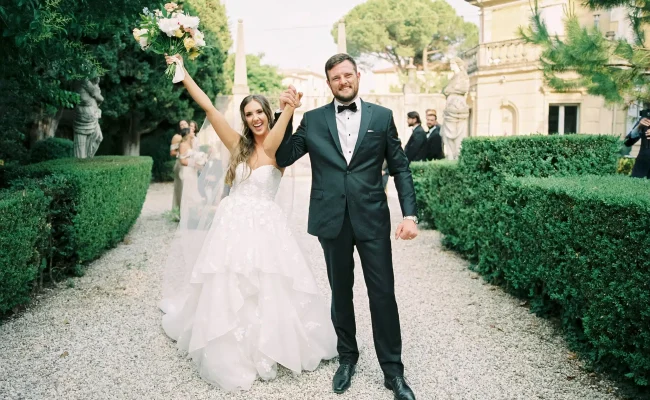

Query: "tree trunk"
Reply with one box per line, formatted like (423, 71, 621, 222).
(122, 112, 141, 156)
(30, 108, 63, 146)
(122, 132, 140, 155)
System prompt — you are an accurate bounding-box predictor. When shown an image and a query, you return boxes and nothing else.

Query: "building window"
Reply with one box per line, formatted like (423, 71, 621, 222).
(548, 105, 579, 134)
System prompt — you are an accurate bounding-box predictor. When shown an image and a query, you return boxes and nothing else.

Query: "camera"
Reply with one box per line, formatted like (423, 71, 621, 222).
(640, 109, 650, 119)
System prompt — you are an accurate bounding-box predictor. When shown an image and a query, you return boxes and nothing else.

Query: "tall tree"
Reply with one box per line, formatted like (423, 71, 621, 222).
(98, 0, 230, 155)
(0, 0, 147, 161)
(221, 53, 285, 95)
(520, 0, 650, 105)
(333, 0, 478, 72)
(0, 0, 231, 159)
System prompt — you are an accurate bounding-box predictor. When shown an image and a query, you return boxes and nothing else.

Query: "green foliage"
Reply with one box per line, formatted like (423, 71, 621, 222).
(186, 0, 231, 52)
(1, 157, 151, 314)
(97, 0, 229, 154)
(222, 53, 285, 95)
(0, 0, 150, 157)
(495, 175, 650, 386)
(617, 157, 635, 175)
(335, 0, 478, 71)
(458, 134, 620, 179)
(0, 78, 30, 165)
(0, 0, 231, 157)
(414, 134, 650, 387)
(6, 157, 152, 268)
(0, 186, 49, 314)
(520, 1, 650, 104)
(454, 134, 619, 262)
(140, 130, 177, 182)
(9, 175, 80, 280)
(411, 160, 459, 229)
(29, 138, 74, 164)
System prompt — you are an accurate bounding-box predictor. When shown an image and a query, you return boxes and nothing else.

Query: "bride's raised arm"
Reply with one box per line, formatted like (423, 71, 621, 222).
(263, 92, 302, 158)
(165, 54, 240, 153)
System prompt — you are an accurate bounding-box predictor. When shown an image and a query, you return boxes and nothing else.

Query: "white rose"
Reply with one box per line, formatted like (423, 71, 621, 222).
(139, 35, 149, 50)
(177, 14, 200, 30)
(157, 17, 181, 37)
(192, 29, 206, 47)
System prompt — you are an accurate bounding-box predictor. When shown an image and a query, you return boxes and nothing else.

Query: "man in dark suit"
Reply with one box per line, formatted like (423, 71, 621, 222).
(422, 109, 444, 161)
(625, 116, 650, 178)
(275, 54, 418, 400)
(403, 111, 427, 162)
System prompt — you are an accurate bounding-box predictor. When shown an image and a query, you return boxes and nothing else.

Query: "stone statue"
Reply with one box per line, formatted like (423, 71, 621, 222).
(73, 78, 104, 158)
(441, 57, 470, 160)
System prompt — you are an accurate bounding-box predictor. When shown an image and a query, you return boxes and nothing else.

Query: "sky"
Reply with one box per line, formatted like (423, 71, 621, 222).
(222, 0, 480, 75)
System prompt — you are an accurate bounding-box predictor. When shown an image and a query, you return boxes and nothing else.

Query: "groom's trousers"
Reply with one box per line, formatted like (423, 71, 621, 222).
(318, 207, 404, 378)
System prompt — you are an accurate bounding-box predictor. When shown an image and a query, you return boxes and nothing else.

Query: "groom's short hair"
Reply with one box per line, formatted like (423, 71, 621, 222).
(325, 54, 358, 81)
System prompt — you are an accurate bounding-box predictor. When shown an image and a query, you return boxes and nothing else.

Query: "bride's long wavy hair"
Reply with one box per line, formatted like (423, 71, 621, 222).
(225, 94, 275, 185)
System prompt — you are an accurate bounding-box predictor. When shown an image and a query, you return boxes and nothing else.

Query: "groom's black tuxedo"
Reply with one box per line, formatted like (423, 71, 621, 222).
(276, 100, 416, 240)
(275, 99, 416, 378)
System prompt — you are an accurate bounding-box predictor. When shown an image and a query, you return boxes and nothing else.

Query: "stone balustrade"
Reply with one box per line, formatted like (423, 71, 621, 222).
(462, 39, 541, 74)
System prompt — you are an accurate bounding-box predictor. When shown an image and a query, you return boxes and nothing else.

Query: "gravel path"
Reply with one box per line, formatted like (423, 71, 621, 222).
(0, 180, 621, 400)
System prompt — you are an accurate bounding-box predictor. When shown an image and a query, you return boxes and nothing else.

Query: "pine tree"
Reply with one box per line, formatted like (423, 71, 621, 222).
(520, 0, 650, 104)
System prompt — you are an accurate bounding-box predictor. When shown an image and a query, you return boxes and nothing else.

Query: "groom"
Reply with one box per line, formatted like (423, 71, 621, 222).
(275, 54, 418, 400)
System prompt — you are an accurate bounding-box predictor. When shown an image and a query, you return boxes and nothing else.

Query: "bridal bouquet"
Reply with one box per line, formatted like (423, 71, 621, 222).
(132, 3, 206, 81)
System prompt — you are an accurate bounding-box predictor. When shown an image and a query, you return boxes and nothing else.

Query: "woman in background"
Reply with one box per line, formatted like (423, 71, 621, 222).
(171, 120, 189, 211)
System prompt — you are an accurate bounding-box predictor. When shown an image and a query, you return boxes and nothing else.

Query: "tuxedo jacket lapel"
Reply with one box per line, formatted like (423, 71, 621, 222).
(324, 102, 344, 157)
(351, 100, 373, 160)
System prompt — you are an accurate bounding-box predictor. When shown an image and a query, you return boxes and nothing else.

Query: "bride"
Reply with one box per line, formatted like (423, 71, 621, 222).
(159, 54, 337, 391)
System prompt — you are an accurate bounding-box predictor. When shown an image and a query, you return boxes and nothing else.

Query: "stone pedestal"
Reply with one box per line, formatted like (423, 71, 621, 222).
(232, 19, 250, 133)
(337, 19, 347, 54)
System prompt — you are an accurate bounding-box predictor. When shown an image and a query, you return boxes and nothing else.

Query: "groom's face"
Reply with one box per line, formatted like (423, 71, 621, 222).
(326, 60, 360, 104)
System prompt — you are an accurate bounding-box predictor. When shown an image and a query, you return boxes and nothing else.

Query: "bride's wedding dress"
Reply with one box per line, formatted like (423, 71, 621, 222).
(160, 162, 337, 391)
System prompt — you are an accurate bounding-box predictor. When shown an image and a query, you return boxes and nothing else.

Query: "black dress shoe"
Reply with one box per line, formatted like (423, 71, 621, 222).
(332, 363, 356, 394)
(384, 376, 416, 400)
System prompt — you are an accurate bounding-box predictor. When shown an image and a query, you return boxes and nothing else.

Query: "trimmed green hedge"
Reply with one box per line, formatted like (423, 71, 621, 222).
(8, 156, 153, 266)
(411, 161, 466, 244)
(458, 134, 620, 179)
(422, 135, 620, 261)
(29, 137, 74, 164)
(617, 157, 635, 176)
(0, 186, 49, 314)
(414, 134, 650, 387)
(494, 175, 650, 386)
(1, 156, 151, 314)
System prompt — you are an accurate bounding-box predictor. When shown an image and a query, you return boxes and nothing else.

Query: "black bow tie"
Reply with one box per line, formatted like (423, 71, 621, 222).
(337, 103, 358, 113)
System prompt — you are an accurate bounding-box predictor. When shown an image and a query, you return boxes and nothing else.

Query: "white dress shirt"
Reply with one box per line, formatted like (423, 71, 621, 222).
(334, 97, 362, 165)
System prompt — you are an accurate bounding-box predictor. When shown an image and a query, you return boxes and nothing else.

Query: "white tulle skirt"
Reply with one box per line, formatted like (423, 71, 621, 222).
(160, 193, 337, 391)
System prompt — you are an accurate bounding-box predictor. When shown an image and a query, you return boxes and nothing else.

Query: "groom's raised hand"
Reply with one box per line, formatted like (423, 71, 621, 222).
(395, 219, 418, 240)
(279, 85, 300, 110)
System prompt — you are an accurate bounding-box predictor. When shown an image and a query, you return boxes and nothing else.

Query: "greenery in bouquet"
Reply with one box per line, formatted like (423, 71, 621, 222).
(132, 2, 207, 78)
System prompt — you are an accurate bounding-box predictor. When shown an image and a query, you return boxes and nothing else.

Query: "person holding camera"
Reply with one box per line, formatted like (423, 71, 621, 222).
(625, 114, 650, 179)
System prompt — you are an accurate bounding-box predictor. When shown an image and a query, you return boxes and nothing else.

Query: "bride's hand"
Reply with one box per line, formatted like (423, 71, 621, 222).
(279, 86, 303, 110)
(287, 92, 303, 109)
(164, 53, 183, 68)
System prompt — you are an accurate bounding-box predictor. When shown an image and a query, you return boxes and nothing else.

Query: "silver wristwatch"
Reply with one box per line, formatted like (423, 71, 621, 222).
(403, 215, 419, 224)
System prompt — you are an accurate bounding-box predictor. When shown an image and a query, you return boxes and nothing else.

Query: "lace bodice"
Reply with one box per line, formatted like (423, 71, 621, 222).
(230, 163, 282, 202)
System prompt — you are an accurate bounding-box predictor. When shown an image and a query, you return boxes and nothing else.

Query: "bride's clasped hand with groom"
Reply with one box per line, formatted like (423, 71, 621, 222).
(159, 51, 418, 400)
